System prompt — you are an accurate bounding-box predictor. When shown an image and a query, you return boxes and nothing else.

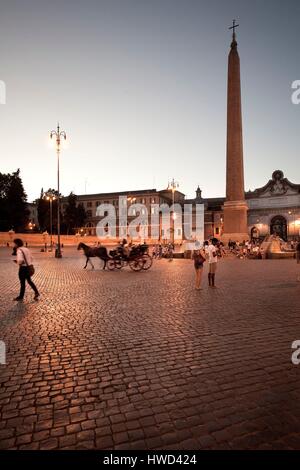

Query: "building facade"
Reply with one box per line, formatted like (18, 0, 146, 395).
(29, 170, 299, 243)
(198, 170, 300, 242)
(246, 170, 300, 241)
(64, 188, 186, 242)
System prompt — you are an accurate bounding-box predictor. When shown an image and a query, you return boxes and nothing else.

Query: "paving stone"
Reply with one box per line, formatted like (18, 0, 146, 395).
(1, 250, 300, 449)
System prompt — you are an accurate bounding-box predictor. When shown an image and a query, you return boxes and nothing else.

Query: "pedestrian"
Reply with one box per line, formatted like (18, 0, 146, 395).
(206, 239, 218, 288)
(167, 242, 174, 261)
(296, 241, 300, 282)
(193, 244, 206, 290)
(12, 238, 40, 301)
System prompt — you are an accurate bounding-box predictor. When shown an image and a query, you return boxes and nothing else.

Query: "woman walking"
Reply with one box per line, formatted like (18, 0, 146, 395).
(193, 244, 206, 290)
(13, 238, 40, 301)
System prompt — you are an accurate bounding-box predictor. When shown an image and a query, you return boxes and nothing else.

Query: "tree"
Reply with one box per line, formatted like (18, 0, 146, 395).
(0, 170, 29, 232)
(63, 193, 87, 235)
(37, 188, 59, 233)
(76, 203, 87, 228)
(63, 192, 77, 235)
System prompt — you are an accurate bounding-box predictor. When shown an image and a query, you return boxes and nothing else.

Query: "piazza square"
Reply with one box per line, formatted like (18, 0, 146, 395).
(0, 248, 300, 450)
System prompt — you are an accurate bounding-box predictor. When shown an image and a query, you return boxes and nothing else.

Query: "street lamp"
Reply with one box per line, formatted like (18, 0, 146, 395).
(167, 178, 179, 243)
(50, 123, 66, 258)
(127, 196, 136, 203)
(127, 196, 137, 241)
(44, 192, 56, 250)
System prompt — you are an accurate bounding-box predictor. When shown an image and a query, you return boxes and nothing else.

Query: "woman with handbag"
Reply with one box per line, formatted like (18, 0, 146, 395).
(13, 238, 40, 301)
(192, 244, 206, 290)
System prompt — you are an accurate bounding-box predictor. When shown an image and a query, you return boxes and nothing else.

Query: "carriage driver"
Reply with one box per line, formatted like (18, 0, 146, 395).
(120, 239, 130, 259)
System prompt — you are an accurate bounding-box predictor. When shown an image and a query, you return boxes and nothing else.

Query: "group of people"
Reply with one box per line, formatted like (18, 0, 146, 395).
(228, 239, 261, 258)
(10, 236, 300, 301)
(152, 243, 174, 260)
(193, 239, 219, 290)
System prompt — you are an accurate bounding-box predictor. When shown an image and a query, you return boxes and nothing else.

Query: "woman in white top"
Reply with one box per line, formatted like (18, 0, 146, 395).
(13, 238, 39, 301)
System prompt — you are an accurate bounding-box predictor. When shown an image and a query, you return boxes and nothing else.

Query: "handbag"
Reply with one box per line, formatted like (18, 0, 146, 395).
(194, 252, 206, 268)
(20, 249, 35, 277)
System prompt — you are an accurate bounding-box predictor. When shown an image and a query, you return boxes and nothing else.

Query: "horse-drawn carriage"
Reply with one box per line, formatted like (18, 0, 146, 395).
(107, 243, 152, 271)
(77, 242, 152, 272)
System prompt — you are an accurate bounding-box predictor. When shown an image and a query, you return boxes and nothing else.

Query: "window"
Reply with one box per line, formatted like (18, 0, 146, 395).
(151, 197, 156, 204)
(151, 207, 155, 215)
(96, 201, 100, 207)
(86, 210, 92, 218)
(87, 202, 93, 208)
(141, 198, 145, 204)
(215, 227, 220, 235)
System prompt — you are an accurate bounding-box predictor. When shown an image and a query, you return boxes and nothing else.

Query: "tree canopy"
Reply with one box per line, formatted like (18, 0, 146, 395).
(0, 170, 29, 232)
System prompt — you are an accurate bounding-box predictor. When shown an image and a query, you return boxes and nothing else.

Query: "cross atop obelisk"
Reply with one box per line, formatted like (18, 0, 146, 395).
(229, 19, 239, 46)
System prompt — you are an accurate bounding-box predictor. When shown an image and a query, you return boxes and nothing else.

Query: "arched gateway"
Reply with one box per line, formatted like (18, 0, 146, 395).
(270, 216, 287, 241)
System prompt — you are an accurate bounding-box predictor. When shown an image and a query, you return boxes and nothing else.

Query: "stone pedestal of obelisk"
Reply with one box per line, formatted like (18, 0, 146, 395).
(222, 26, 248, 244)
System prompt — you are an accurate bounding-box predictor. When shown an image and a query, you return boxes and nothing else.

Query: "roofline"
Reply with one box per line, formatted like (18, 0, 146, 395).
(72, 189, 159, 199)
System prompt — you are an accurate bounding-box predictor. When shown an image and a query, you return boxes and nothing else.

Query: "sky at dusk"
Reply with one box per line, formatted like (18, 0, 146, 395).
(0, 0, 299, 202)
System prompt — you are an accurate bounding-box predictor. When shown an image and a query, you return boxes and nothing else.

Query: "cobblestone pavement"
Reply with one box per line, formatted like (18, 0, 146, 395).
(0, 247, 300, 450)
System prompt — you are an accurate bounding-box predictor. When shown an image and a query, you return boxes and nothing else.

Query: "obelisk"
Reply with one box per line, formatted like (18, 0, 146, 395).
(222, 21, 248, 243)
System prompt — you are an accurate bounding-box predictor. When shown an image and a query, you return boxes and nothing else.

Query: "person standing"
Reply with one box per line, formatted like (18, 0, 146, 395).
(13, 238, 39, 301)
(192, 245, 206, 290)
(207, 239, 218, 288)
(167, 242, 174, 261)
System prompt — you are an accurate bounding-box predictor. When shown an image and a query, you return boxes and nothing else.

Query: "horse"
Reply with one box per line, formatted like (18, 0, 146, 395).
(77, 242, 110, 270)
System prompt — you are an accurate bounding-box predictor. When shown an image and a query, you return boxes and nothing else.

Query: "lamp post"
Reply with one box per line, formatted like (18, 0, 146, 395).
(127, 196, 136, 241)
(50, 123, 66, 258)
(44, 192, 56, 250)
(167, 178, 179, 244)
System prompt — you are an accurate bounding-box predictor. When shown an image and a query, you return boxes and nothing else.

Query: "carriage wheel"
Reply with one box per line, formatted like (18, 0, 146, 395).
(141, 254, 153, 270)
(129, 257, 143, 272)
(107, 259, 116, 271)
(115, 259, 123, 269)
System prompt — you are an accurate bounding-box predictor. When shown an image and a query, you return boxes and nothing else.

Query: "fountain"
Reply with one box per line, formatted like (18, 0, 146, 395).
(260, 234, 295, 259)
